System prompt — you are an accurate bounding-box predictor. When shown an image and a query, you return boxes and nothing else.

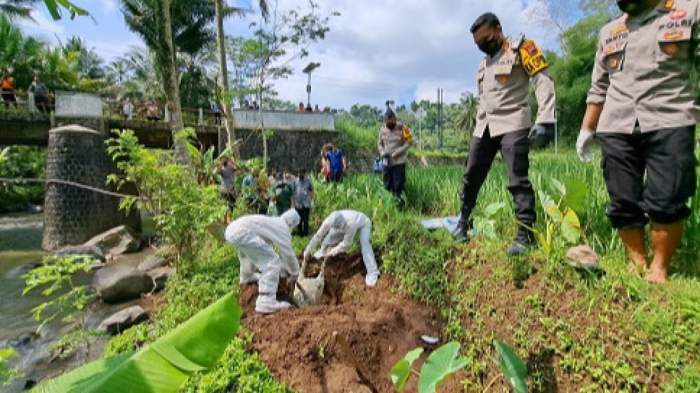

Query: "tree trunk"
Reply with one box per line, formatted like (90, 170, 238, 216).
(158, 0, 187, 163)
(214, 0, 239, 157)
(258, 78, 267, 169)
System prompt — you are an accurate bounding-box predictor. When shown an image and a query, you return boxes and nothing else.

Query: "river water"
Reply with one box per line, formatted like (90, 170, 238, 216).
(0, 214, 45, 343)
(0, 213, 154, 391)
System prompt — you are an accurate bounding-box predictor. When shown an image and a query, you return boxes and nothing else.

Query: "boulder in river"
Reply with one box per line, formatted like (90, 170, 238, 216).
(52, 245, 105, 262)
(98, 305, 149, 335)
(147, 266, 174, 293)
(138, 254, 168, 272)
(93, 265, 154, 304)
(85, 225, 141, 256)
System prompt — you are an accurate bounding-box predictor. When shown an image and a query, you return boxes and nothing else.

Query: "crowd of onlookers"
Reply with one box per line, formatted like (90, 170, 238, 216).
(297, 102, 331, 113)
(120, 97, 163, 122)
(215, 158, 319, 237)
(1, 68, 52, 113)
(214, 140, 352, 237)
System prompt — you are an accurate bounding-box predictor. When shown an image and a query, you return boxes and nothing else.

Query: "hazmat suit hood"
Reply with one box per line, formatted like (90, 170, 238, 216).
(281, 209, 301, 230)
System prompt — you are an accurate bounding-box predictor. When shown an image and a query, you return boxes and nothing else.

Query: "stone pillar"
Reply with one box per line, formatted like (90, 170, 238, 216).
(42, 93, 140, 251)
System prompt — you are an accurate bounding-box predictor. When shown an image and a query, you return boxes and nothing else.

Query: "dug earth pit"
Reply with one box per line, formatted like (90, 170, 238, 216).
(240, 254, 463, 393)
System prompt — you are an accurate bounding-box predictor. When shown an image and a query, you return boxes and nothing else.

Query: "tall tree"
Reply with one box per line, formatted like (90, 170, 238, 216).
(214, 0, 268, 156)
(158, 0, 186, 159)
(248, 0, 338, 166)
(121, 0, 216, 161)
(0, 0, 38, 20)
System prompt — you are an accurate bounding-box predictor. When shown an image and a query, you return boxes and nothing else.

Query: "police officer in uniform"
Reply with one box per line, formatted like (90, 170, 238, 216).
(452, 13, 556, 256)
(577, 0, 699, 283)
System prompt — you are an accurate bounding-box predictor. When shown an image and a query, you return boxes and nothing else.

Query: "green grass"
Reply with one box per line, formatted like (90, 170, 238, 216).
(103, 149, 699, 392)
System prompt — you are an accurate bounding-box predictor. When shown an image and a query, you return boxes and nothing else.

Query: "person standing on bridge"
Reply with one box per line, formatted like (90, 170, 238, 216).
(121, 97, 134, 121)
(451, 13, 556, 256)
(576, 0, 699, 283)
(1, 68, 16, 108)
(29, 74, 49, 114)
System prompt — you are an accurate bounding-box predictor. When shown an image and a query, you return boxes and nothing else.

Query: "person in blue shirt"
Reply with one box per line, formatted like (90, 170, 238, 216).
(325, 144, 347, 183)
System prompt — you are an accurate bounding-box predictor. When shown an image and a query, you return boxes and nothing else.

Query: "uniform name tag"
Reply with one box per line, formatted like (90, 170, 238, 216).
(519, 39, 548, 76)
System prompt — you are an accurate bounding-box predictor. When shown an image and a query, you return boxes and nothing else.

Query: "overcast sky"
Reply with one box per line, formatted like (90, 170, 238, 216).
(18, 0, 578, 109)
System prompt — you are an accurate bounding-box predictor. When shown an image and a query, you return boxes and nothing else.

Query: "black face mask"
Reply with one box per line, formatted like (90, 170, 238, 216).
(478, 38, 502, 57)
(617, 0, 646, 16)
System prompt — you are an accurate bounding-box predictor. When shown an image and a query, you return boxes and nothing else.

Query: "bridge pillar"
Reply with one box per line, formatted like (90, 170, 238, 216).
(42, 93, 139, 251)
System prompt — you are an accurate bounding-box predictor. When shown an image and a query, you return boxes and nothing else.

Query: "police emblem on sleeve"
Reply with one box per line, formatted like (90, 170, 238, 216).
(519, 39, 548, 76)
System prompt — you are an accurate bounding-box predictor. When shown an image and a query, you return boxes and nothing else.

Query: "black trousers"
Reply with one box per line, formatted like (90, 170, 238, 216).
(598, 126, 697, 229)
(459, 128, 536, 230)
(329, 171, 343, 183)
(383, 164, 406, 198)
(296, 207, 311, 236)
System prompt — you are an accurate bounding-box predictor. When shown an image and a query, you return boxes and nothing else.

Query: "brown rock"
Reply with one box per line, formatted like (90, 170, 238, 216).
(566, 245, 600, 269)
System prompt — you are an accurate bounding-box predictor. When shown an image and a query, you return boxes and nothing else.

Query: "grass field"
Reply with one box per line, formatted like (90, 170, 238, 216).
(106, 148, 700, 392)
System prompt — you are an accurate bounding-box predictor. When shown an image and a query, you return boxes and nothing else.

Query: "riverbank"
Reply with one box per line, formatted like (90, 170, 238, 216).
(0, 214, 164, 392)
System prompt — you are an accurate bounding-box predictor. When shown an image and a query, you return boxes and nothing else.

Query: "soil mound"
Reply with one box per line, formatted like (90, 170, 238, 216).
(240, 254, 458, 393)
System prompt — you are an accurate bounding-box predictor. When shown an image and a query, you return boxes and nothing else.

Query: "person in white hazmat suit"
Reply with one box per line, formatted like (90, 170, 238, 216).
(303, 210, 380, 287)
(225, 209, 301, 314)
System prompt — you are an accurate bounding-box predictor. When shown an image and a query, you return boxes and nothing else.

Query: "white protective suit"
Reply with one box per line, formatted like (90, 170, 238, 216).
(303, 210, 380, 287)
(225, 209, 300, 314)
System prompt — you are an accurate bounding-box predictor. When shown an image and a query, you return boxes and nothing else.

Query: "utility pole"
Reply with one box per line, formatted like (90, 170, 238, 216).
(437, 88, 444, 150)
(303, 62, 321, 109)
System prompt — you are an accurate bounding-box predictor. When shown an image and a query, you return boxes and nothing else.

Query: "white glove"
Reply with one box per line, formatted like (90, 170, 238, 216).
(576, 128, 596, 163)
(326, 246, 341, 258)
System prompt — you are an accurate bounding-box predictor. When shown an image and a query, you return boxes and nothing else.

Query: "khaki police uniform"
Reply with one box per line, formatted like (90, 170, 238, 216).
(458, 36, 556, 238)
(587, 0, 698, 228)
(378, 122, 412, 200)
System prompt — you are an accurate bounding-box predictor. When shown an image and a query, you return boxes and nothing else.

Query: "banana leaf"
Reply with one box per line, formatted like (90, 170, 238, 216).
(32, 292, 241, 393)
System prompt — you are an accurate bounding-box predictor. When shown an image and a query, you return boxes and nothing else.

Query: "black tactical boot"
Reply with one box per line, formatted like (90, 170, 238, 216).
(451, 216, 472, 244)
(507, 227, 536, 256)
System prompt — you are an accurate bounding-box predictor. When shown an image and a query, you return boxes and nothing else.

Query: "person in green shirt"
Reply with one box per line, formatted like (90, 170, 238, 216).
(268, 172, 294, 217)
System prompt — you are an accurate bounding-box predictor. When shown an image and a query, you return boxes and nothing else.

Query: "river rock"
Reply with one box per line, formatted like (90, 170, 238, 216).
(93, 265, 154, 303)
(138, 254, 168, 272)
(8, 331, 40, 349)
(85, 225, 141, 256)
(5, 261, 42, 279)
(52, 244, 105, 262)
(147, 266, 174, 292)
(566, 245, 600, 269)
(98, 305, 149, 335)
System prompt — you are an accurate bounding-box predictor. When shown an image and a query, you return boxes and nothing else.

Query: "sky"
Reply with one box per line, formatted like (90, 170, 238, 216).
(17, 0, 578, 110)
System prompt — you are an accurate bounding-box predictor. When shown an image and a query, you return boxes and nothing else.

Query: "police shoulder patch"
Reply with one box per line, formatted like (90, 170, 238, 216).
(519, 38, 548, 76)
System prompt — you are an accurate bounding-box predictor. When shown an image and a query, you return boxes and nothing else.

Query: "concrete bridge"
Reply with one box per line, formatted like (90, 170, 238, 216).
(0, 93, 336, 151)
(0, 92, 339, 251)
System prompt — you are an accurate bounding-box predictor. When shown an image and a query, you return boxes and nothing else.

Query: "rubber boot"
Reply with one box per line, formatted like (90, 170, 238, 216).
(451, 216, 472, 244)
(507, 227, 536, 256)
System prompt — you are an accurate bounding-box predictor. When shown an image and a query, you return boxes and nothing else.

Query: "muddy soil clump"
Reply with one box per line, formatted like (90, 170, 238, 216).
(240, 254, 460, 393)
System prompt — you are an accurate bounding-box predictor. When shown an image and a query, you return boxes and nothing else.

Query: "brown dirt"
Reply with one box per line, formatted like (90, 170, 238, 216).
(240, 254, 462, 393)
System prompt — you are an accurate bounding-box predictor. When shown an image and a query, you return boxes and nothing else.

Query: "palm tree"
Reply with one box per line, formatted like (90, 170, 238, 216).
(214, 0, 268, 156)
(1, 0, 88, 21)
(456, 92, 479, 135)
(0, 0, 38, 20)
(121, 0, 216, 162)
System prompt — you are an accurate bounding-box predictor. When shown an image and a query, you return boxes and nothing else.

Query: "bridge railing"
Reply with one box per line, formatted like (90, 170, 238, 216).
(0, 91, 53, 118)
(103, 99, 225, 129)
